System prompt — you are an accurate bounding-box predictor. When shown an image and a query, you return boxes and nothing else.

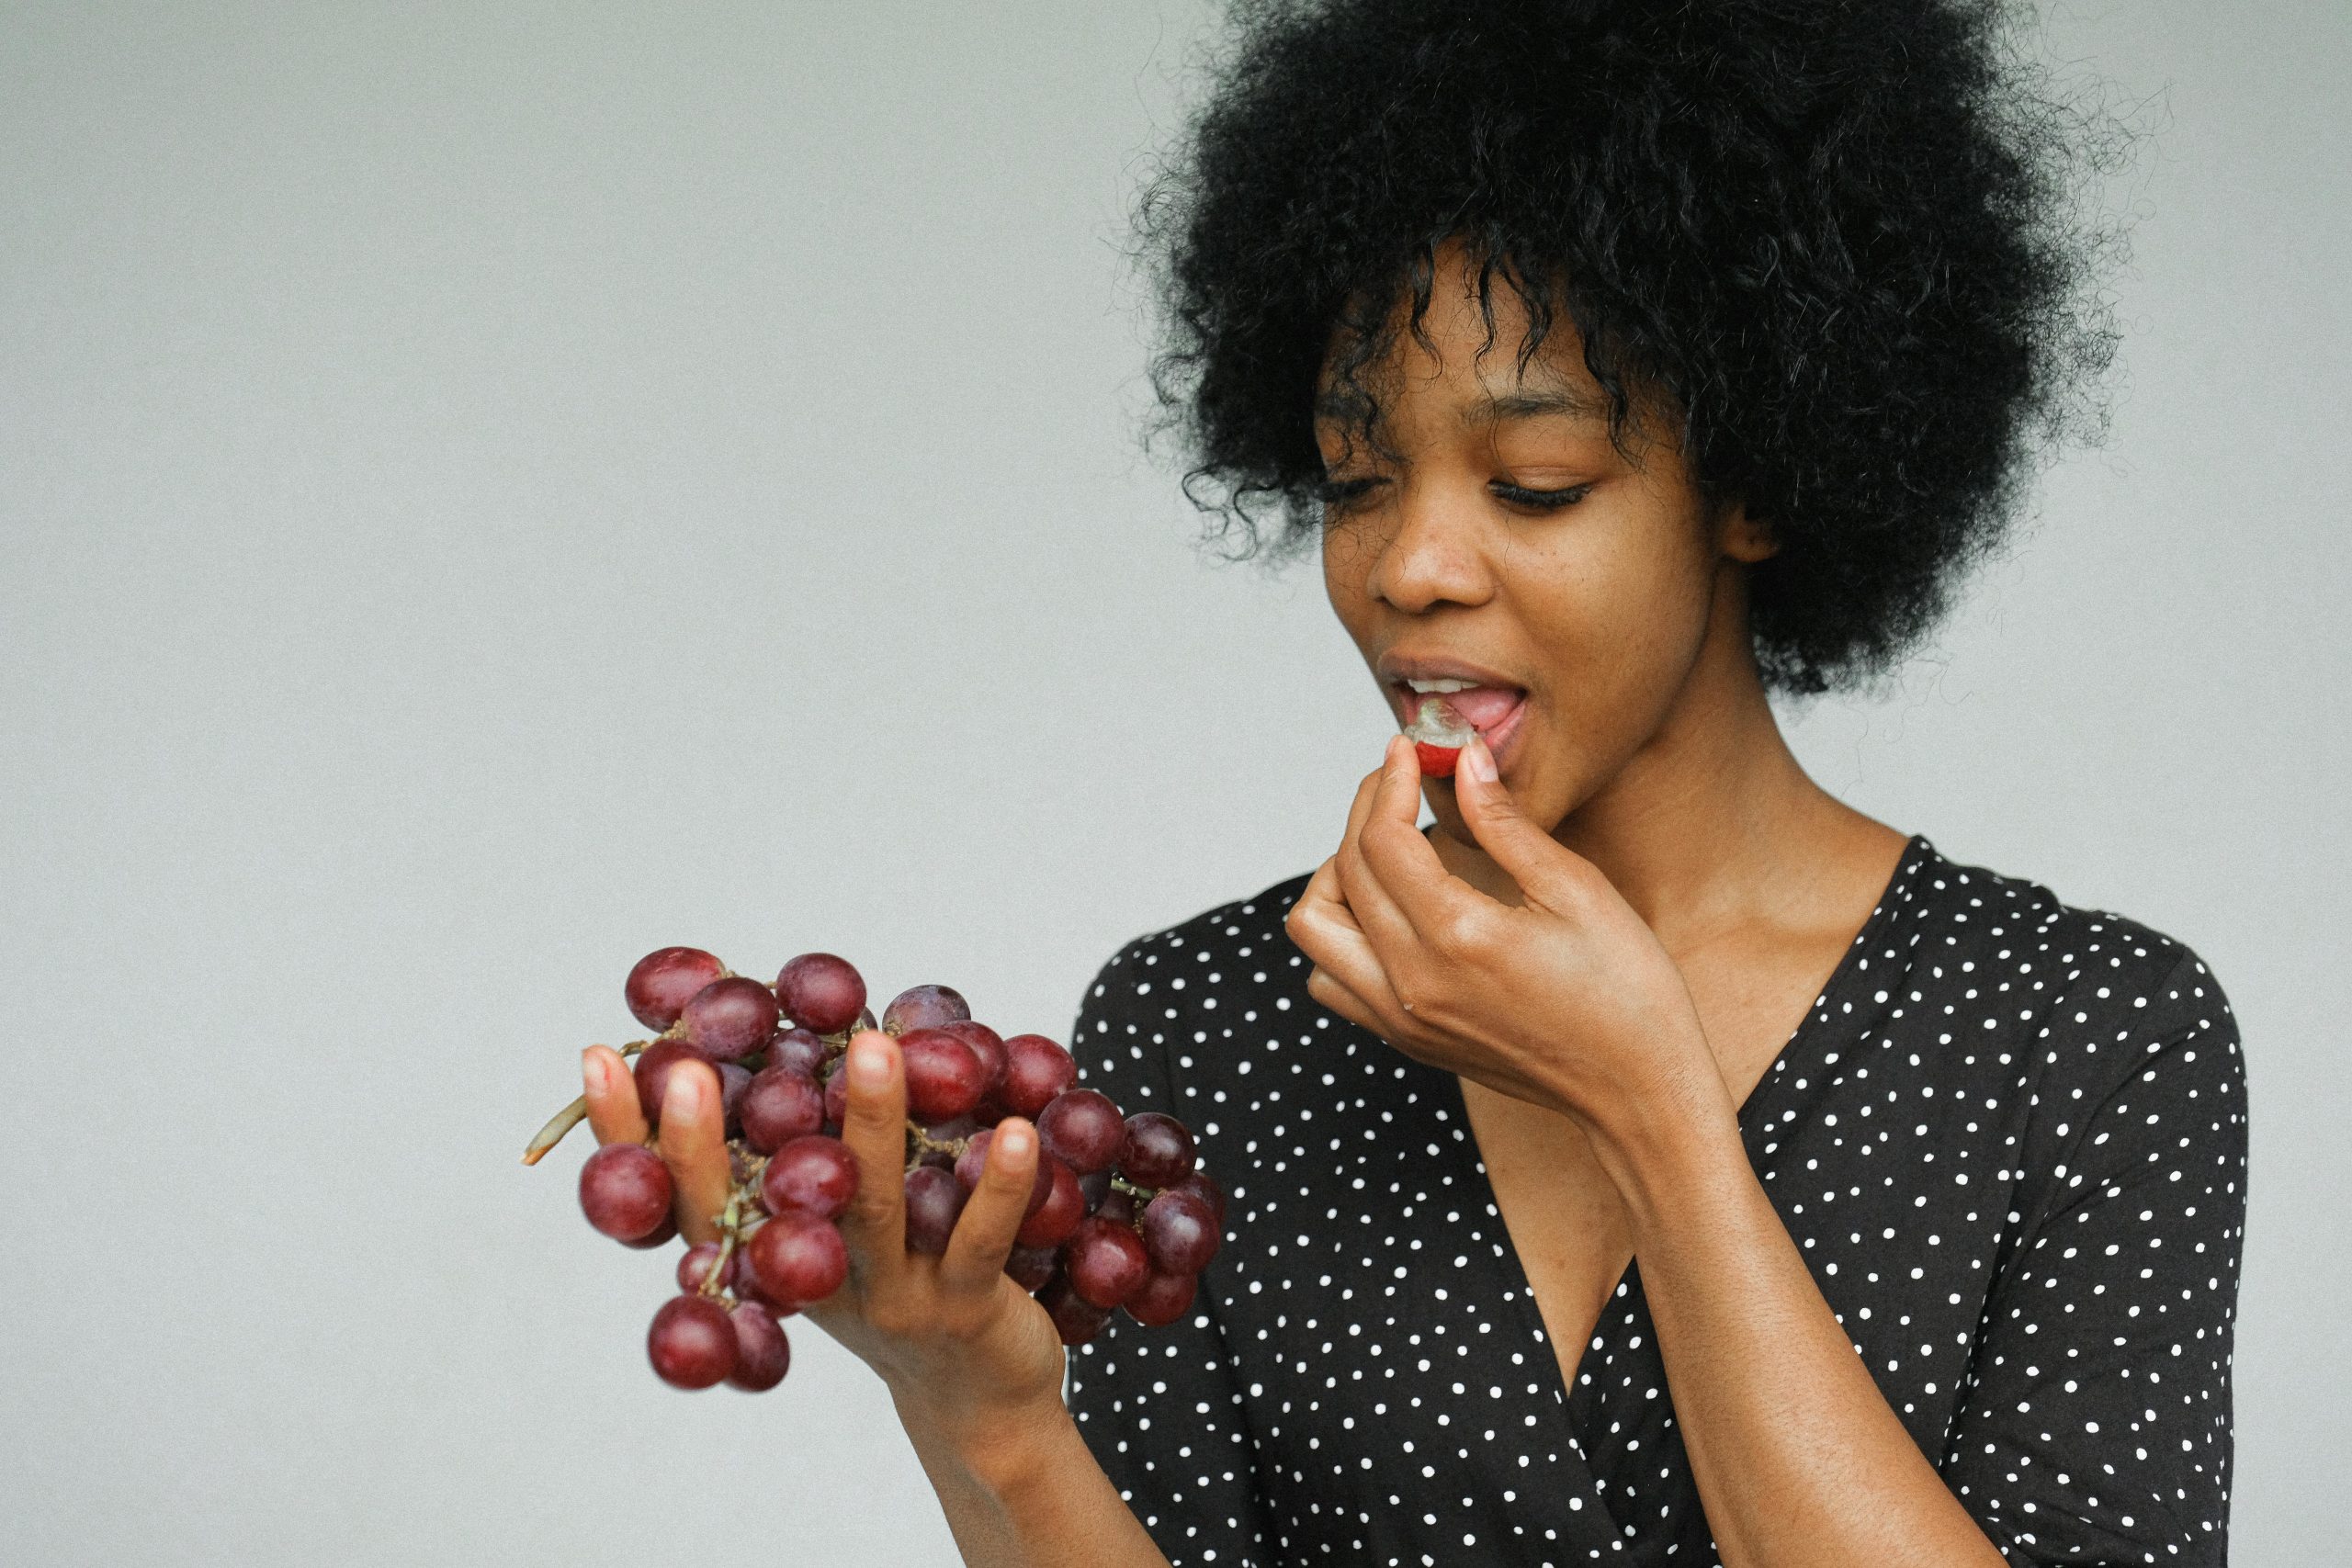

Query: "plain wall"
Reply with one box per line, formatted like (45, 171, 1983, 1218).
(1, 2, 2343, 1562)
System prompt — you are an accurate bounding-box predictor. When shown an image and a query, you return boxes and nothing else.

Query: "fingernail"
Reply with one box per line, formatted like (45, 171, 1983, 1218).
(850, 1042, 888, 1089)
(1463, 737, 1498, 784)
(997, 1123, 1033, 1159)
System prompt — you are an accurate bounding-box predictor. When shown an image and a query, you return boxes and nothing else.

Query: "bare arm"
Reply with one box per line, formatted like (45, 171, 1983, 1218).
(1589, 1101, 2006, 1568)
(897, 1394, 1174, 1568)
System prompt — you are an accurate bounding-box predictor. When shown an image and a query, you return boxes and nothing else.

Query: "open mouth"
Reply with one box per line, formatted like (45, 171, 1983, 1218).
(1389, 675, 1529, 774)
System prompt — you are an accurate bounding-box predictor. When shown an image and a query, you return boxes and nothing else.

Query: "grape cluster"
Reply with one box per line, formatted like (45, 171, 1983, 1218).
(527, 947, 1225, 1392)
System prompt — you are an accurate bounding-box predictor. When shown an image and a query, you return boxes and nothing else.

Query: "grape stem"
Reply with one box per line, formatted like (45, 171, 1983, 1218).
(701, 1189, 747, 1300)
(518, 1040, 652, 1165)
(1109, 1174, 1156, 1201)
(904, 1120, 974, 1168)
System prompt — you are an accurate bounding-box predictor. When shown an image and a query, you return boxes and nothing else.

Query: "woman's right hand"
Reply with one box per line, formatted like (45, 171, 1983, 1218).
(580, 1031, 1069, 1443)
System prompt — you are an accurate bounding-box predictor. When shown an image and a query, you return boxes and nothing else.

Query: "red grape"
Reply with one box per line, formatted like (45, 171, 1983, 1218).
(626, 947, 725, 1032)
(759, 1134, 859, 1222)
(1038, 1089, 1123, 1174)
(746, 1211, 848, 1306)
(998, 1034, 1077, 1119)
(633, 1039, 709, 1130)
(1065, 1214, 1149, 1308)
(821, 1057, 849, 1130)
(1015, 1155, 1084, 1247)
(903, 1165, 966, 1256)
(939, 1020, 1006, 1092)
(1118, 1112, 1195, 1188)
(1092, 1186, 1136, 1225)
(919, 1114, 981, 1169)
(775, 953, 865, 1034)
(1138, 1189, 1220, 1274)
(1038, 1274, 1114, 1346)
(676, 1241, 736, 1295)
(1004, 1243, 1060, 1292)
(1124, 1269, 1199, 1327)
(1171, 1168, 1227, 1226)
(680, 976, 780, 1063)
(617, 1212, 678, 1250)
(580, 1144, 673, 1242)
(899, 1028, 987, 1122)
(766, 1026, 828, 1078)
(732, 1265, 799, 1317)
(648, 1294, 737, 1389)
(717, 1062, 752, 1137)
(739, 1066, 825, 1154)
(882, 984, 968, 1035)
(726, 1302, 791, 1392)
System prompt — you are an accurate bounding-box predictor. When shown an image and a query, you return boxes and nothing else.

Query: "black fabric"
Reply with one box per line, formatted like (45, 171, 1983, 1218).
(1064, 835, 2245, 1566)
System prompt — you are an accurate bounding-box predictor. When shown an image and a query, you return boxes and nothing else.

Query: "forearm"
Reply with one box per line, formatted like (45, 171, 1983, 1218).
(896, 1388, 1174, 1568)
(1596, 1108, 2006, 1568)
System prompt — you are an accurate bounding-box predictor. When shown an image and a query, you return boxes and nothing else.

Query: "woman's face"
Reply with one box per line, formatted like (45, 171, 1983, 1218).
(1316, 243, 1773, 843)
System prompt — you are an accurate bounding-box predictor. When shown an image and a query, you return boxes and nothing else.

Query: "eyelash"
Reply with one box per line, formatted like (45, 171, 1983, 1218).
(1313, 478, 1591, 513)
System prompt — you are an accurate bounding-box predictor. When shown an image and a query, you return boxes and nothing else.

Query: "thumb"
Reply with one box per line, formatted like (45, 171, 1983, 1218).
(1452, 736, 1574, 905)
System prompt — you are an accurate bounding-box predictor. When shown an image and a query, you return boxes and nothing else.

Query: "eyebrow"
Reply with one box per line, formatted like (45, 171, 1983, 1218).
(1310, 384, 1609, 426)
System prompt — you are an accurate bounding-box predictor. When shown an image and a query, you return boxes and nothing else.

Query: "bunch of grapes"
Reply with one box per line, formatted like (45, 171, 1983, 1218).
(524, 947, 1225, 1392)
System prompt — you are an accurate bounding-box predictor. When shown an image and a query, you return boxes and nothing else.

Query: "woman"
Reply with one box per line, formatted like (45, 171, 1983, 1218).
(582, 2, 2246, 1562)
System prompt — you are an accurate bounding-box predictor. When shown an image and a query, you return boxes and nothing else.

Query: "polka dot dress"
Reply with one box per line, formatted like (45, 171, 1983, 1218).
(1063, 835, 2246, 1566)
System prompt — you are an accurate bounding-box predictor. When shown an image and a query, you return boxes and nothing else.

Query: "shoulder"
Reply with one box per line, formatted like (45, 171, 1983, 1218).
(1069, 871, 1317, 1100)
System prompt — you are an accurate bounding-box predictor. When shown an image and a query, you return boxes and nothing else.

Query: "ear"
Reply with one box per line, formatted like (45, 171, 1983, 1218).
(1715, 501, 1779, 563)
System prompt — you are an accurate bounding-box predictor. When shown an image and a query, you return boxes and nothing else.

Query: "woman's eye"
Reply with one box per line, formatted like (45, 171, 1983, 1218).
(1491, 481, 1591, 511)
(1315, 476, 1384, 510)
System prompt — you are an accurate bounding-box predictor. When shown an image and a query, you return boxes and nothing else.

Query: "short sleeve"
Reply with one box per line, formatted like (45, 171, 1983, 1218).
(1061, 938, 1271, 1568)
(1940, 949, 2248, 1564)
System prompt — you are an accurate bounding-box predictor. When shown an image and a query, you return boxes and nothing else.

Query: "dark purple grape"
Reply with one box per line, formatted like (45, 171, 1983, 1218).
(881, 984, 969, 1035)
(1078, 1168, 1112, 1212)
(899, 1029, 987, 1122)
(617, 1212, 678, 1250)
(775, 953, 865, 1034)
(1117, 1112, 1195, 1189)
(1015, 1156, 1084, 1247)
(679, 976, 780, 1063)
(920, 1114, 981, 1170)
(1171, 1169, 1227, 1226)
(1092, 1186, 1135, 1225)
(903, 1165, 966, 1256)
(626, 947, 725, 1032)
(1004, 1243, 1060, 1292)
(1038, 1089, 1124, 1174)
(766, 1026, 828, 1078)
(998, 1034, 1076, 1119)
(739, 1066, 825, 1154)
(939, 1020, 1006, 1094)
(580, 1144, 673, 1242)
(676, 1240, 736, 1295)
(632, 1039, 710, 1131)
(821, 1058, 849, 1129)
(747, 1212, 849, 1306)
(726, 1302, 791, 1392)
(647, 1294, 736, 1389)
(718, 1062, 752, 1138)
(759, 1134, 859, 1222)
(1038, 1274, 1114, 1346)
(1124, 1269, 1199, 1326)
(1139, 1189, 1220, 1274)
(732, 1266, 799, 1318)
(1065, 1214, 1149, 1308)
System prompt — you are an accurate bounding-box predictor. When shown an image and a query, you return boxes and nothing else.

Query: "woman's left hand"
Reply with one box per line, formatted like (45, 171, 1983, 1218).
(1284, 733, 1725, 1145)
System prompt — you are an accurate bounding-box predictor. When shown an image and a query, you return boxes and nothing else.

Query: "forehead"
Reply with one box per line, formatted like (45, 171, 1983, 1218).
(1313, 248, 1608, 430)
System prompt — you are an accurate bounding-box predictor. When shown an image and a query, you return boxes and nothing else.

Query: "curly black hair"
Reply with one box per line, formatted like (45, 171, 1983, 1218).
(1136, 0, 2129, 694)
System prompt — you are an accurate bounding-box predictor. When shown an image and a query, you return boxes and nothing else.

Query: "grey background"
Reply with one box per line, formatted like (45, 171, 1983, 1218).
(1, 2, 2342, 1563)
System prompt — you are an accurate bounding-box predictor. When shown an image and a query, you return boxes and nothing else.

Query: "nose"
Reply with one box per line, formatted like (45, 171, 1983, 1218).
(1364, 477, 1496, 615)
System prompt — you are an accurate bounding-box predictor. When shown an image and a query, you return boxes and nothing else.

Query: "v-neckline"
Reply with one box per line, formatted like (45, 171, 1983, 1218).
(1431, 833, 1931, 1534)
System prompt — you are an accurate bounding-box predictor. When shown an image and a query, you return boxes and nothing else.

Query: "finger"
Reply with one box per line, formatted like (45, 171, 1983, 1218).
(834, 1031, 910, 1281)
(582, 1045, 650, 1146)
(653, 1059, 730, 1246)
(936, 1117, 1039, 1296)
(1452, 734, 1583, 909)
(1306, 960, 1388, 1039)
(1288, 864, 1408, 1022)
(1336, 738, 1428, 950)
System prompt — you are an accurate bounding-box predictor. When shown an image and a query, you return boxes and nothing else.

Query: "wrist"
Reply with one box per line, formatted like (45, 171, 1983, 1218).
(894, 1380, 1078, 1499)
(1577, 1066, 1750, 1236)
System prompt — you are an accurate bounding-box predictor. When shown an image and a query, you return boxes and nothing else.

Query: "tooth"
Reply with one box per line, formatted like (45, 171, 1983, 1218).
(1404, 677, 1478, 694)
